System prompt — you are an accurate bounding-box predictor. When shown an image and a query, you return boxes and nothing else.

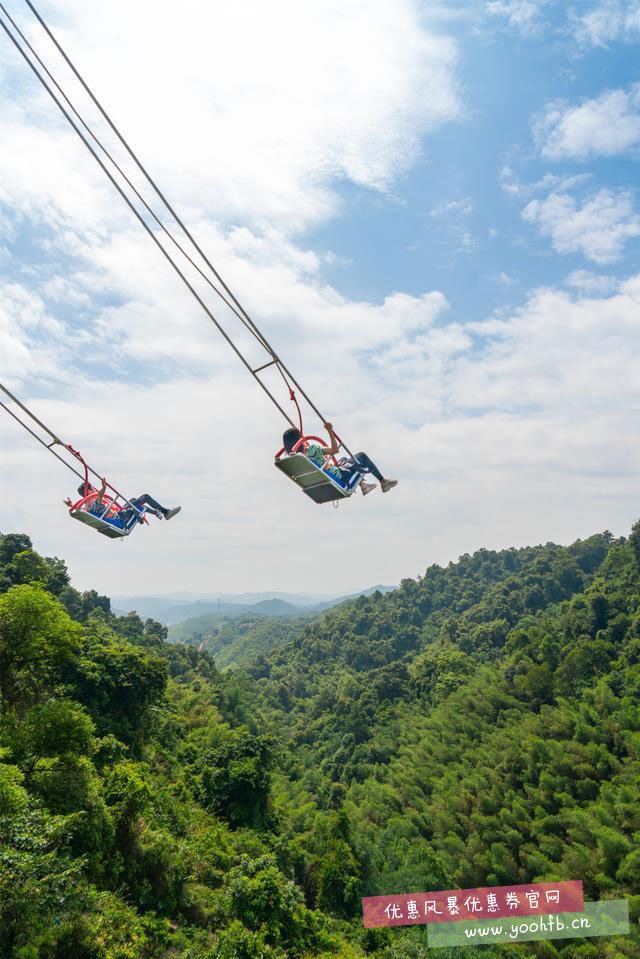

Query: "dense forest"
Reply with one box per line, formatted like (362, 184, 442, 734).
(167, 611, 312, 669)
(0, 524, 639, 958)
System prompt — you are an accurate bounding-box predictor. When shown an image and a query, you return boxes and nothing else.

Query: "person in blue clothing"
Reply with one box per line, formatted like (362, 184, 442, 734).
(282, 423, 398, 496)
(64, 478, 181, 524)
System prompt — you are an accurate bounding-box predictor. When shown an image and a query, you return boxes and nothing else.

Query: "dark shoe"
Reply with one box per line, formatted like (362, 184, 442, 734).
(164, 506, 182, 520)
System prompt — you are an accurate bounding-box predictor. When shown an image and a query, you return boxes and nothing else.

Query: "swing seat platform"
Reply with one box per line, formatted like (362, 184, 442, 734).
(275, 451, 362, 504)
(70, 508, 131, 538)
(69, 490, 146, 539)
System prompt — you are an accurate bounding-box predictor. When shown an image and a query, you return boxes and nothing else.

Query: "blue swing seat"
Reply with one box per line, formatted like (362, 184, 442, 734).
(69, 494, 146, 539)
(275, 451, 362, 504)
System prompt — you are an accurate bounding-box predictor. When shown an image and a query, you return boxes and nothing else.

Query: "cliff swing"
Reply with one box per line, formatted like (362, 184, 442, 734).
(0, 383, 181, 540)
(0, 0, 400, 506)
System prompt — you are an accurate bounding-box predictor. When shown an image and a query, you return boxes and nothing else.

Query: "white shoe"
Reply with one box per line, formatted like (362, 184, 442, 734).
(360, 481, 376, 496)
(164, 506, 182, 520)
(380, 479, 398, 493)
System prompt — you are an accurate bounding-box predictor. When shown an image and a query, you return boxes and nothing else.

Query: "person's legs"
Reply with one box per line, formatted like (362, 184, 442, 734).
(114, 507, 133, 527)
(117, 497, 157, 527)
(131, 494, 182, 521)
(132, 493, 166, 516)
(338, 454, 376, 496)
(352, 452, 384, 483)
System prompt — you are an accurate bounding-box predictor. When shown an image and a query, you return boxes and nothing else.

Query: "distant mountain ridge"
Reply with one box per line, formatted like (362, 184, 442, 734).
(164, 585, 396, 665)
(113, 585, 394, 626)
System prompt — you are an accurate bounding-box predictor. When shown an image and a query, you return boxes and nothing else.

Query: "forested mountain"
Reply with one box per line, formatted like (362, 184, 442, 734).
(0, 525, 639, 958)
(166, 591, 395, 669)
(169, 611, 313, 670)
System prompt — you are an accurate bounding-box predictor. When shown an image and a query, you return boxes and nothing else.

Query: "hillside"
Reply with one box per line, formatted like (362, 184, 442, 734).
(0, 526, 639, 958)
(164, 597, 305, 636)
(167, 591, 395, 669)
(251, 529, 640, 930)
(169, 610, 314, 669)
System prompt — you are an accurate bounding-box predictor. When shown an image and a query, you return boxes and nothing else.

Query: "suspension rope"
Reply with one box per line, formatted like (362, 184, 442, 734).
(0, 398, 84, 482)
(0, 2, 276, 359)
(23, 0, 342, 441)
(8, 1, 354, 457)
(0, 382, 139, 509)
(0, 379, 59, 443)
(288, 388, 304, 437)
(0, 11, 298, 430)
(65, 443, 90, 496)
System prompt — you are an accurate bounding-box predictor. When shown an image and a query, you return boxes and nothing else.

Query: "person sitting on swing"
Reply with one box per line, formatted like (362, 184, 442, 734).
(282, 423, 398, 495)
(64, 478, 181, 523)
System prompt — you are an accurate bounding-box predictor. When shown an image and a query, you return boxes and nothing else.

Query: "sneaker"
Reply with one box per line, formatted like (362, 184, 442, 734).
(164, 506, 182, 520)
(380, 479, 398, 493)
(360, 481, 376, 496)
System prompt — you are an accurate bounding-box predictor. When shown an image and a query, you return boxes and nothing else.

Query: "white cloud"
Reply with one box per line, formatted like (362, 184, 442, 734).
(457, 231, 478, 253)
(571, 0, 640, 46)
(536, 84, 640, 160)
(0, 283, 77, 384)
(0, 0, 465, 439)
(532, 173, 593, 193)
(500, 165, 591, 198)
(486, 0, 551, 35)
(565, 270, 620, 294)
(3, 271, 639, 595)
(430, 197, 474, 217)
(522, 189, 640, 264)
(459, 276, 640, 414)
(0, 0, 465, 397)
(0, 0, 459, 235)
(428, 198, 477, 257)
(500, 165, 525, 196)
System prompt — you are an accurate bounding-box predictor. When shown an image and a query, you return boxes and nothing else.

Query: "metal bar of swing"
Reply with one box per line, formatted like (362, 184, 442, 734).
(252, 360, 277, 374)
(13, 1, 355, 459)
(0, 9, 298, 432)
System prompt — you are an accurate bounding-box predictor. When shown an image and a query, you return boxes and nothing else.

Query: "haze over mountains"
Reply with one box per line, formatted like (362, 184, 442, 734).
(112, 586, 394, 626)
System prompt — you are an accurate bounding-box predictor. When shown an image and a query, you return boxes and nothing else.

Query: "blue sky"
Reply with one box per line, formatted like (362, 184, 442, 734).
(314, 4, 640, 315)
(1, 0, 639, 596)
